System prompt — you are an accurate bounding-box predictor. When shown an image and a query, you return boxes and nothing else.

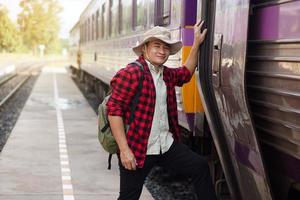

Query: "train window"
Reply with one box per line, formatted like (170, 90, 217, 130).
(88, 18, 91, 41)
(86, 20, 88, 42)
(81, 24, 83, 43)
(94, 13, 97, 40)
(82, 24, 85, 43)
(85, 21, 87, 42)
(133, 0, 146, 31)
(111, 0, 120, 37)
(89, 16, 94, 41)
(80, 24, 82, 44)
(85, 21, 88, 42)
(81, 23, 83, 43)
(92, 14, 95, 40)
(117, 0, 121, 34)
(155, 0, 171, 26)
(87, 19, 90, 41)
(82, 23, 84, 43)
(148, 0, 155, 27)
(87, 20, 89, 41)
(120, 0, 132, 34)
(118, 0, 122, 33)
(101, 3, 105, 38)
(88, 18, 90, 41)
(108, 0, 113, 37)
(96, 10, 99, 40)
(163, 0, 170, 22)
(92, 16, 95, 40)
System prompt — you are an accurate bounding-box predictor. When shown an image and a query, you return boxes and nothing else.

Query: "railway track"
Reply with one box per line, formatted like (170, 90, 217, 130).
(0, 64, 42, 108)
(0, 62, 42, 151)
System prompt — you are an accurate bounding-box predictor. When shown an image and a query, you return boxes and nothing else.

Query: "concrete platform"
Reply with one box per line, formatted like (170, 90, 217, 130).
(0, 66, 153, 200)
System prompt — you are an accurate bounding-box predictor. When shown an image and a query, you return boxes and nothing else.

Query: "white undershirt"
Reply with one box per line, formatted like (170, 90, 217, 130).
(145, 60, 174, 155)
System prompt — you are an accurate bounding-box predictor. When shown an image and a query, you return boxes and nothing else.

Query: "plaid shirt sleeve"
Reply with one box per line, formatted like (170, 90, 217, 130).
(169, 65, 192, 86)
(106, 66, 140, 117)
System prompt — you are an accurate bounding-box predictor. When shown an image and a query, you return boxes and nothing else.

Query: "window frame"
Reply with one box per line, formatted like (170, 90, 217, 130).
(154, 0, 171, 26)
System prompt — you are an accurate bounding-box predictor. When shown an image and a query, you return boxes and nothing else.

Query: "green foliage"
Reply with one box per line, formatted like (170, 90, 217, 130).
(0, 5, 23, 52)
(17, 0, 62, 54)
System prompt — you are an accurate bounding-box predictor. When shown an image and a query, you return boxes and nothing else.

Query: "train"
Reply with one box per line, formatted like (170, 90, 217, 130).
(68, 0, 300, 199)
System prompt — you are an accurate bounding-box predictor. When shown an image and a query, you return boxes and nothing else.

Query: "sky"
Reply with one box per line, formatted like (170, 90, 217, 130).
(1, 0, 90, 39)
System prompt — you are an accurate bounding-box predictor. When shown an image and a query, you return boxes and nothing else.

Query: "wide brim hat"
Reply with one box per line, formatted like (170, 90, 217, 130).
(132, 26, 182, 56)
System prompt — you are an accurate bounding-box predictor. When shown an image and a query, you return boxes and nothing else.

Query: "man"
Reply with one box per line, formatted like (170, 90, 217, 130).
(107, 20, 216, 200)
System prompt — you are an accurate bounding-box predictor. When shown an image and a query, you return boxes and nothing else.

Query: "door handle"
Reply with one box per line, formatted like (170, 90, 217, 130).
(212, 34, 223, 88)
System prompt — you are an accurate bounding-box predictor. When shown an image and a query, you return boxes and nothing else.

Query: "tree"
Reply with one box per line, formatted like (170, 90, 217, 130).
(17, 0, 62, 54)
(0, 5, 22, 52)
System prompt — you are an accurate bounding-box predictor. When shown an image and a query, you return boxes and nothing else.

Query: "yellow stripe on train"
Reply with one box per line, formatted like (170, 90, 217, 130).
(181, 46, 204, 113)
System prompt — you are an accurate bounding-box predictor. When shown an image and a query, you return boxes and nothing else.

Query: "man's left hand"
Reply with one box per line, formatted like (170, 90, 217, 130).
(193, 20, 207, 47)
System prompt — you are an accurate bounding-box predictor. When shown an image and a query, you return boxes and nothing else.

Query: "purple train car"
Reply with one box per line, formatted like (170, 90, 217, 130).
(69, 0, 300, 199)
(198, 0, 300, 199)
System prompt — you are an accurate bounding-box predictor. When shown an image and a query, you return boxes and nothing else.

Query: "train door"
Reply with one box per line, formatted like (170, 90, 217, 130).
(197, 0, 273, 199)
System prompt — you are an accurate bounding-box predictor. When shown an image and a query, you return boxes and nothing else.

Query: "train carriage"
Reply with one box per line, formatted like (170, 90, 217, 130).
(69, 0, 205, 136)
(69, 0, 300, 199)
(69, 21, 80, 73)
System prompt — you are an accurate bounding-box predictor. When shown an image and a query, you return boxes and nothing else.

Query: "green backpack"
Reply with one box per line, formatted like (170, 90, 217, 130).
(98, 61, 144, 169)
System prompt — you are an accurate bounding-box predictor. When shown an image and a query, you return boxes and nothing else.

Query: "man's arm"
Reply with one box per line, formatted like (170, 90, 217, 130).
(184, 20, 207, 75)
(106, 67, 141, 171)
(108, 115, 136, 170)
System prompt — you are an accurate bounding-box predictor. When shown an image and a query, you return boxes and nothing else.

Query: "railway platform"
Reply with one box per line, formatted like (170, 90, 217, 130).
(0, 66, 154, 200)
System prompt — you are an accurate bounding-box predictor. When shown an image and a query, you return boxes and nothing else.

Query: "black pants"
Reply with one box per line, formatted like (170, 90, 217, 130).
(117, 142, 216, 200)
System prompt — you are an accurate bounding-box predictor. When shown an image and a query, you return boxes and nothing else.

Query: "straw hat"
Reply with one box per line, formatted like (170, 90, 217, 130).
(132, 26, 182, 56)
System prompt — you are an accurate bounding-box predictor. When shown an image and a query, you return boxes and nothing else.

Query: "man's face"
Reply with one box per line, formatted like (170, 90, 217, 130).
(143, 40, 171, 66)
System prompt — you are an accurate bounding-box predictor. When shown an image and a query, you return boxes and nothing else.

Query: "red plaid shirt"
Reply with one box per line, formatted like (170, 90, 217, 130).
(106, 56, 191, 168)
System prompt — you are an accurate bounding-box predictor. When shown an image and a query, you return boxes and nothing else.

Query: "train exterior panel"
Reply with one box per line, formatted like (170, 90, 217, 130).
(247, 0, 300, 198)
(198, 0, 273, 199)
(197, 0, 300, 199)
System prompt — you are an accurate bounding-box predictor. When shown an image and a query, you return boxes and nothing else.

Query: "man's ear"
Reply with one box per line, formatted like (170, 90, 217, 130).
(142, 45, 147, 52)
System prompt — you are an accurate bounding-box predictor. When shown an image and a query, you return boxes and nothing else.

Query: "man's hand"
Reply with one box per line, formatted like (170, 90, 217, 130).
(193, 20, 207, 48)
(120, 147, 137, 170)
(108, 115, 136, 170)
(184, 19, 208, 75)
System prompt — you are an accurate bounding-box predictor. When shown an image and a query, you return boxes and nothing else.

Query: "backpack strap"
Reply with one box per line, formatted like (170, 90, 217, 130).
(100, 96, 111, 133)
(128, 61, 144, 124)
(101, 122, 110, 133)
(106, 61, 144, 170)
(107, 153, 113, 170)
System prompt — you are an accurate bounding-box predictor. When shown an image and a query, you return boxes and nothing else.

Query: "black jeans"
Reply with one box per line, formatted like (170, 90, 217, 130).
(117, 142, 216, 200)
